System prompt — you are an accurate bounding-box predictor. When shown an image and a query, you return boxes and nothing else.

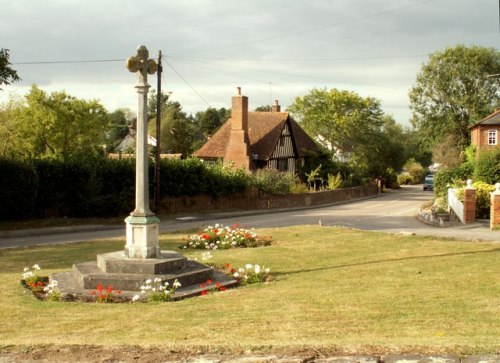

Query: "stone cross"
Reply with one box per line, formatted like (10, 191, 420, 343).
(124, 45, 160, 259)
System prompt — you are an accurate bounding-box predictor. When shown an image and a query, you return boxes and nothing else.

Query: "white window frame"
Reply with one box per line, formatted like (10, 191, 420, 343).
(488, 130, 498, 145)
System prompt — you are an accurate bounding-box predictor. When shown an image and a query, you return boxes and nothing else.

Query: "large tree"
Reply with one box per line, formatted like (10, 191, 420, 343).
(288, 87, 385, 154)
(0, 49, 20, 90)
(1, 85, 108, 160)
(409, 45, 500, 149)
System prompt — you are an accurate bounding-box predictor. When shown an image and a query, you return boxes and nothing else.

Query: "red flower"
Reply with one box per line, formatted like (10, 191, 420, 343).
(201, 290, 207, 296)
(225, 263, 231, 268)
(106, 285, 113, 293)
(116, 289, 122, 295)
(219, 286, 227, 292)
(230, 268, 236, 274)
(96, 283, 103, 292)
(215, 282, 222, 288)
(90, 290, 96, 296)
(199, 283, 206, 288)
(37, 281, 43, 286)
(213, 228, 218, 234)
(207, 279, 213, 285)
(99, 294, 106, 300)
(202, 234, 210, 240)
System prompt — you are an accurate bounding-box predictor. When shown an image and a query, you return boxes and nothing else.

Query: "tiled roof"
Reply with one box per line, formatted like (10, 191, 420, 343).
(193, 112, 318, 160)
(470, 109, 500, 128)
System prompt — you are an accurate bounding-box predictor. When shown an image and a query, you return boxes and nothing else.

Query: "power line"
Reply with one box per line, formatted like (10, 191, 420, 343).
(164, 59, 211, 107)
(13, 59, 124, 65)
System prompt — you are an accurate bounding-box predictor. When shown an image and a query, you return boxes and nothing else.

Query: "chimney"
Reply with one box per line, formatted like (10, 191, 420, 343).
(271, 100, 281, 112)
(224, 87, 252, 171)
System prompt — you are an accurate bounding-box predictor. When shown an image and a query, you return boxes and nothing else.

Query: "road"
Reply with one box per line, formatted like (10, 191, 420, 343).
(0, 185, 497, 249)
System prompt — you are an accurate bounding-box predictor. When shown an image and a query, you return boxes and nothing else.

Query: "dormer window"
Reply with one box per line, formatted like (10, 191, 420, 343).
(488, 130, 498, 145)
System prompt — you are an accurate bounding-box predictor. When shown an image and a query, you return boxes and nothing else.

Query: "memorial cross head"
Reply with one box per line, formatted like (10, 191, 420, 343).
(126, 45, 158, 86)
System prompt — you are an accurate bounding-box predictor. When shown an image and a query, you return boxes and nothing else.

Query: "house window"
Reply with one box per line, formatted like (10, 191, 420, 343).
(488, 130, 498, 145)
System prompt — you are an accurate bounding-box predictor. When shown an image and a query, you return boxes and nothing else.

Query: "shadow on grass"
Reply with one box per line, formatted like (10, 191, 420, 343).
(273, 247, 500, 277)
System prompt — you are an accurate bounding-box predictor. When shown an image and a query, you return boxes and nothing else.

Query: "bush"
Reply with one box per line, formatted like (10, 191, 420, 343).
(397, 173, 412, 185)
(433, 163, 473, 198)
(474, 147, 500, 185)
(473, 181, 495, 219)
(250, 169, 295, 195)
(403, 158, 426, 184)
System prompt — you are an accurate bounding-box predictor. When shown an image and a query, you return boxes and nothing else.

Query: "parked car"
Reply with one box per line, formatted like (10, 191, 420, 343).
(423, 175, 434, 191)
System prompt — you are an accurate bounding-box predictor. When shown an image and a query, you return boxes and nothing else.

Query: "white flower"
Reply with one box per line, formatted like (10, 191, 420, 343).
(32, 264, 40, 270)
(173, 279, 181, 289)
(233, 272, 240, 278)
(145, 279, 152, 285)
(238, 268, 245, 274)
(264, 268, 270, 274)
(132, 295, 140, 302)
(152, 288, 157, 292)
(23, 267, 29, 272)
(164, 281, 170, 287)
(154, 277, 162, 283)
(254, 265, 261, 274)
(245, 264, 253, 270)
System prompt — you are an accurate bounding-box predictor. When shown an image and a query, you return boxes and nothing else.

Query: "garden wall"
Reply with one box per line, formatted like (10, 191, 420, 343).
(159, 184, 379, 215)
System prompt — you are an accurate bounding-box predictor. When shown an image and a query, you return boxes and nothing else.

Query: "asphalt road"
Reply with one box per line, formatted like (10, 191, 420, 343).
(1, 185, 498, 249)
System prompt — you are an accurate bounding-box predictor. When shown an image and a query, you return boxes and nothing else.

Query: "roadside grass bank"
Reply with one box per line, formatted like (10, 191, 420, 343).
(0, 225, 498, 354)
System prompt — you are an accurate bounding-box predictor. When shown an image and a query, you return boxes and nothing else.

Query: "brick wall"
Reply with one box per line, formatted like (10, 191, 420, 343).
(159, 184, 379, 215)
(491, 183, 500, 230)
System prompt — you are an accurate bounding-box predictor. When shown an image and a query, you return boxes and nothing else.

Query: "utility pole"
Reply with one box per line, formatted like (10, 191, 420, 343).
(154, 50, 162, 211)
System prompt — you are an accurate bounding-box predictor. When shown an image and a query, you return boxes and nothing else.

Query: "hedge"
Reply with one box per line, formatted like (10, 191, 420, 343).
(0, 157, 250, 220)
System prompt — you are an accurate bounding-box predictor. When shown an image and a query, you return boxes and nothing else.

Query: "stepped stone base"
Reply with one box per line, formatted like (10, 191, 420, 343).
(51, 250, 238, 300)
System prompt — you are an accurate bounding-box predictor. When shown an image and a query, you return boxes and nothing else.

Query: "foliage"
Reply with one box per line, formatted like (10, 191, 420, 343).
(194, 107, 229, 137)
(181, 223, 272, 250)
(432, 134, 464, 169)
(409, 44, 500, 149)
(297, 149, 351, 186)
(403, 158, 426, 184)
(1, 85, 109, 161)
(254, 105, 271, 112)
(433, 163, 473, 198)
(305, 164, 322, 190)
(249, 168, 295, 195)
(0, 48, 20, 90)
(105, 108, 133, 153)
(21, 264, 42, 290)
(327, 172, 342, 190)
(0, 158, 37, 219)
(472, 181, 496, 219)
(473, 147, 500, 185)
(43, 280, 62, 301)
(289, 182, 308, 194)
(397, 173, 412, 185)
(139, 278, 181, 302)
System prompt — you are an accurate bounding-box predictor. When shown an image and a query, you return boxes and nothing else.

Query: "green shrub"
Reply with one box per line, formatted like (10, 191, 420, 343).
(397, 173, 412, 185)
(474, 147, 500, 185)
(327, 173, 342, 190)
(289, 182, 308, 194)
(250, 169, 295, 195)
(403, 158, 426, 184)
(433, 163, 473, 198)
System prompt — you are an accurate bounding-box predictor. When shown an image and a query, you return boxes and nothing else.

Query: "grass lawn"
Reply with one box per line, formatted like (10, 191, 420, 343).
(0, 225, 498, 354)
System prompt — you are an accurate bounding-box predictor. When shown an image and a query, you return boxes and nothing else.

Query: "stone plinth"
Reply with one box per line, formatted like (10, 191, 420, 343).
(52, 250, 238, 299)
(124, 215, 160, 258)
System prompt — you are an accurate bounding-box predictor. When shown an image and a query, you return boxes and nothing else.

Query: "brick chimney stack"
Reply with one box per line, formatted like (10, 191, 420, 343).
(224, 87, 252, 171)
(271, 100, 281, 112)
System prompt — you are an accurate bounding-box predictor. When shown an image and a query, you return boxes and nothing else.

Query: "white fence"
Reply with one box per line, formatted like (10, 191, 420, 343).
(448, 188, 464, 223)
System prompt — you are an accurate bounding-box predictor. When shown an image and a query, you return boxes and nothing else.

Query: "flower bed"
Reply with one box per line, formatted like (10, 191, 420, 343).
(181, 223, 272, 250)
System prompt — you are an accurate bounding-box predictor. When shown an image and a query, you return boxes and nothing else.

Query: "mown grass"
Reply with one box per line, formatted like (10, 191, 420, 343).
(0, 225, 498, 354)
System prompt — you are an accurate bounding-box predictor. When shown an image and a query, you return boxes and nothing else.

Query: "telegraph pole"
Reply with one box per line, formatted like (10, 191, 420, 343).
(154, 50, 162, 211)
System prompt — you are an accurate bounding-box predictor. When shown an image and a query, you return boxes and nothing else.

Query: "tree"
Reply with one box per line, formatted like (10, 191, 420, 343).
(0, 49, 20, 90)
(196, 107, 223, 137)
(288, 88, 385, 155)
(105, 108, 133, 152)
(254, 105, 271, 112)
(1, 85, 109, 160)
(409, 45, 500, 149)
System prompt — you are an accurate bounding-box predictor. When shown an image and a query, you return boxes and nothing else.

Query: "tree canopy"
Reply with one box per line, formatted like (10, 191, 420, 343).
(409, 44, 500, 149)
(0, 49, 20, 90)
(0, 85, 108, 160)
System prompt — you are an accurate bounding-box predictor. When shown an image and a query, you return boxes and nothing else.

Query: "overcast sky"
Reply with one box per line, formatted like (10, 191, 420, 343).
(1, 0, 498, 126)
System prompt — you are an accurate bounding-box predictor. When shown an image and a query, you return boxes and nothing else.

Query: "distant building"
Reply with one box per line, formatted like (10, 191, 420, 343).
(194, 88, 319, 173)
(470, 109, 500, 149)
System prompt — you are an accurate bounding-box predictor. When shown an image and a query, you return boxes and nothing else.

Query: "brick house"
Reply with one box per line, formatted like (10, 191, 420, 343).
(470, 109, 500, 149)
(193, 88, 319, 173)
